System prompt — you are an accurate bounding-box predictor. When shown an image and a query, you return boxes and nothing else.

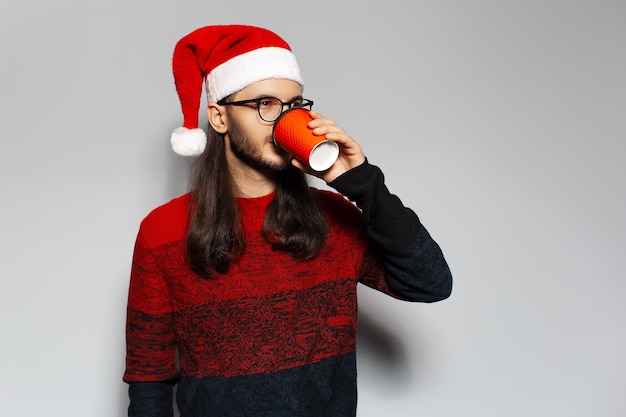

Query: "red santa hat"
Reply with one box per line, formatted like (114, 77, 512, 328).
(170, 24, 303, 156)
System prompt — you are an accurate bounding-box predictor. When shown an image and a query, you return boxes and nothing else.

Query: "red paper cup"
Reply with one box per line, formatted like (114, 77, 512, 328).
(273, 108, 339, 171)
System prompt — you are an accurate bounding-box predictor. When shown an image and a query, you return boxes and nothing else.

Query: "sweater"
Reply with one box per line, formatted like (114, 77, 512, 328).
(124, 161, 452, 417)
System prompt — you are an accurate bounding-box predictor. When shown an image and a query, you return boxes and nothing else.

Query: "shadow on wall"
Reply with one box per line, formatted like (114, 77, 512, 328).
(357, 310, 413, 394)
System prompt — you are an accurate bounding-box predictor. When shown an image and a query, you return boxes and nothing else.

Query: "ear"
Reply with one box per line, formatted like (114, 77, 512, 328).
(207, 103, 228, 134)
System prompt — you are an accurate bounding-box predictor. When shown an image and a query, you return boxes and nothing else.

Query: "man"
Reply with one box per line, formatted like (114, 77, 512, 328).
(124, 25, 452, 417)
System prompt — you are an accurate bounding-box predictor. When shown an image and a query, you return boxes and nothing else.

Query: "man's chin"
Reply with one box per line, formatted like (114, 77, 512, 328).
(244, 153, 291, 172)
(265, 156, 291, 172)
(265, 147, 292, 171)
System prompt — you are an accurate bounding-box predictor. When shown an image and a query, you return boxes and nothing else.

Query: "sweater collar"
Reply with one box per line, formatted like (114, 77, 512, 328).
(236, 192, 275, 233)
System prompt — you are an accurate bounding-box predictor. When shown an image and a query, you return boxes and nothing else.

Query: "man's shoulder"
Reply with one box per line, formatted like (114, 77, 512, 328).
(143, 193, 191, 220)
(311, 187, 362, 223)
(138, 193, 190, 247)
(311, 187, 349, 206)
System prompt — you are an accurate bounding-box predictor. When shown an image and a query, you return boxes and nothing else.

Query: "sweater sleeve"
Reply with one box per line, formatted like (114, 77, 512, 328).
(328, 160, 452, 302)
(128, 380, 177, 417)
(124, 228, 179, 416)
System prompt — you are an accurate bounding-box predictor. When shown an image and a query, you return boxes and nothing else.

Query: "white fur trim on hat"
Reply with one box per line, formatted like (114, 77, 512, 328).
(170, 127, 207, 156)
(206, 46, 303, 103)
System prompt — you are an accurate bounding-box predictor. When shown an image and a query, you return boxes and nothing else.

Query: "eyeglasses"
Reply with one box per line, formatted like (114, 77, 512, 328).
(217, 96, 314, 122)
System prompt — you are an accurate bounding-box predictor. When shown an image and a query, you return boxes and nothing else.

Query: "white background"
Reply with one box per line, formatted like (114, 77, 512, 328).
(1, 1, 624, 416)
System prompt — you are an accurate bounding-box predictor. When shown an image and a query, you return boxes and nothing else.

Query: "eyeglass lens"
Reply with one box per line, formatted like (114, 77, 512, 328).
(259, 98, 310, 122)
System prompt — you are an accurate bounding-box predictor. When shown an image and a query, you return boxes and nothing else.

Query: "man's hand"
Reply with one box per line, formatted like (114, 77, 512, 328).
(290, 110, 366, 182)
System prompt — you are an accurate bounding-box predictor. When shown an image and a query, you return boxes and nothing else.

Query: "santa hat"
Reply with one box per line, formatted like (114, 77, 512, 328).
(170, 25, 303, 156)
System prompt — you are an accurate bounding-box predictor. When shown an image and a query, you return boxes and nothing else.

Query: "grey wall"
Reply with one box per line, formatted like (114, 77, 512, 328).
(1, 1, 624, 416)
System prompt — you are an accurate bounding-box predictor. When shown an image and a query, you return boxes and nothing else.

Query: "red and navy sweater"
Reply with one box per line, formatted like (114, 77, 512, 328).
(124, 161, 452, 417)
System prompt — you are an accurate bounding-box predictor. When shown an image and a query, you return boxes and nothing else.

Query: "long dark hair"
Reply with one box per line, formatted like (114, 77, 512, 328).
(185, 124, 328, 278)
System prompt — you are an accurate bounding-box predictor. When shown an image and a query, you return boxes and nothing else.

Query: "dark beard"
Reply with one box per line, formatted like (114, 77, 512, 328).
(229, 119, 289, 172)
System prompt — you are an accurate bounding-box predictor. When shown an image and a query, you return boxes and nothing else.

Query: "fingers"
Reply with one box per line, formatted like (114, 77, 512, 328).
(307, 111, 336, 133)
(297, 110, 366, 181)
(307, 111, 353, 146)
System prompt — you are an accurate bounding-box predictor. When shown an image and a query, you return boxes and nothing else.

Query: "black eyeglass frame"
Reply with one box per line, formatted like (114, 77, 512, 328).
(217, 96, 314, 122)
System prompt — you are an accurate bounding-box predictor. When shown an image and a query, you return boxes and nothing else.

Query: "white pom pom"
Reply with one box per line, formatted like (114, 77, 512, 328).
(170, 127, 207, 156)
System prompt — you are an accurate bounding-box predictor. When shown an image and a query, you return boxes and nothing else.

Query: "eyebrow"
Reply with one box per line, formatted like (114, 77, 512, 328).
(252, 94, 303, 101)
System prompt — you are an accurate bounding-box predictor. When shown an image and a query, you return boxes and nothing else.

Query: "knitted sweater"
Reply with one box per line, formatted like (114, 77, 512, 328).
(124, 162, 452, 417)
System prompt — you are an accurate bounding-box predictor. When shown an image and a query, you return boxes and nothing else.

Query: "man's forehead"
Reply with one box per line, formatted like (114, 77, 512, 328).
(233, 78, 303, 99)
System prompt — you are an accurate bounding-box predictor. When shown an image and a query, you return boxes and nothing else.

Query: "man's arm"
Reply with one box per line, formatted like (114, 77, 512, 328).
(124, 229, 179, 416)
(127, 380, 177, 417)
(292, 111, 452, 302)
(329, 160, 452, 302)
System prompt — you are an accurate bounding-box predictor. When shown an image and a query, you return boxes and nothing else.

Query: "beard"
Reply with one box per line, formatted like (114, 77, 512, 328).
(228, 118, 290, 172)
